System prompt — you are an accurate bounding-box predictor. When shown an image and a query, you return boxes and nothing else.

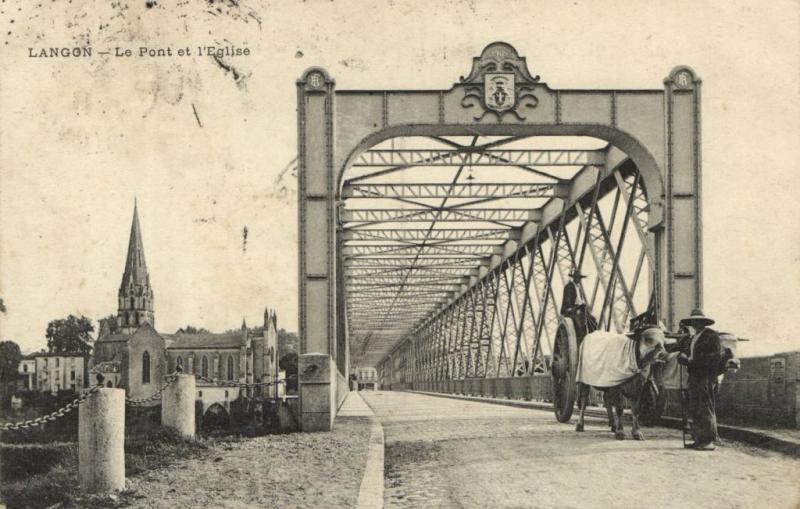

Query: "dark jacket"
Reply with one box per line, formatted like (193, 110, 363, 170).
(688, 328, 722, 377)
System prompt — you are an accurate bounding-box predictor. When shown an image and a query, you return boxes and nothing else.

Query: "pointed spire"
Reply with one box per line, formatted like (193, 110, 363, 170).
(241, 316, 247, 330)
(117, 200, 155, 334)
(121, 200, 149, 288)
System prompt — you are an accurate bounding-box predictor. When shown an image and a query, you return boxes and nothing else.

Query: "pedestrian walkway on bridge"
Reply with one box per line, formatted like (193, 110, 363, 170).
(361, 391, 800, 509)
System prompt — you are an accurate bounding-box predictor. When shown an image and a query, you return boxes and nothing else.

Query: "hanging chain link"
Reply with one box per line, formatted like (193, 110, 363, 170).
(1, 372, 300, 430)
(1, 384, 101, 432)
(124, 373, 179, 406)
(194, 374, 295, 388)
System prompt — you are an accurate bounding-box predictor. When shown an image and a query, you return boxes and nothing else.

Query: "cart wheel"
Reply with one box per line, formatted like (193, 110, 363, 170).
(552, 317, 578, 423)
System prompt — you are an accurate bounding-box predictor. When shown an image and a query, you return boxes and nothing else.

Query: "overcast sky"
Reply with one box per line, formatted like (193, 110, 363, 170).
(0, 0, 798, 358)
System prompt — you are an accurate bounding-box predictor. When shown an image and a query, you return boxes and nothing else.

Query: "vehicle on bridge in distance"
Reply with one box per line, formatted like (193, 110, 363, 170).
(353, 367, 379, 391)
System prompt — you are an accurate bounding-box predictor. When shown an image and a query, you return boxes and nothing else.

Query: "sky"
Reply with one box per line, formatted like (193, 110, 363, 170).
(0, 0, 798, 358)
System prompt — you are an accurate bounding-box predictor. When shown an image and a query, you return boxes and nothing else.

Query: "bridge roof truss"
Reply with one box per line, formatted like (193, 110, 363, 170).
(342, 135, 654, 371)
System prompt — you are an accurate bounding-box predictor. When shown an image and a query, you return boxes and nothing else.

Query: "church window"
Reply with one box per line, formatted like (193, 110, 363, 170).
(55, 358, 60, 368)
(135, 313, 139, 326)
(225, 390, 229, 399)
(198, 390, 203, 397)
(176, 356, 183, 370)
(130, 296, 135, 309)
(106, 381, 113, 388)
(227, 356, 234, 380)
(201, 356, 209, 378)
(142, 351, 151, 384)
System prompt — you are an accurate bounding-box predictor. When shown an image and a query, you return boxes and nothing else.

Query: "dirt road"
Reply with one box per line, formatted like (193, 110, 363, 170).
(122, 416, 370, 508)
(362, 391, 800, 509)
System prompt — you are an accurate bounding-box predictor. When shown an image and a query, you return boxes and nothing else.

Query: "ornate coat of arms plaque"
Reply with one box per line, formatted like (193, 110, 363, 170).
(460, 42, 542, 122)
(484, 73, 515, 112)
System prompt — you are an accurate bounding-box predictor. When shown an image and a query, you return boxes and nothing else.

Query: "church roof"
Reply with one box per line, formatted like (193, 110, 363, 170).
(97, 322, 162, 343)
(164, 331, 247, 350)
(121, 200, 150, 289)
(96, 333, 131, 343)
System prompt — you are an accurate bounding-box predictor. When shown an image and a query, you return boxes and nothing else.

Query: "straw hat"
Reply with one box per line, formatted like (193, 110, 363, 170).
(679, 308, 715, 327)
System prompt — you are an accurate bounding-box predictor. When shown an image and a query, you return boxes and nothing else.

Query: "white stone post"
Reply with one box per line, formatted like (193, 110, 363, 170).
(162, 374, 196, 438)
(79, 388, 125, 493)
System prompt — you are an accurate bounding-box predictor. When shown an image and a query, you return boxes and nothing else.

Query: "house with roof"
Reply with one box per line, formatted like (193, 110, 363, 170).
(91, 202, 280, 409)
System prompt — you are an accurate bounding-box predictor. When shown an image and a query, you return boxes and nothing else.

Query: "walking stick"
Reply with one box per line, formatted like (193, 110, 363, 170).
(679, 363, 689, 448)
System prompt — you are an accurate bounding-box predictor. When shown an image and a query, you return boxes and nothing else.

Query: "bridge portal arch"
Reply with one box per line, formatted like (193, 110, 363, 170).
(296, 42, 702, 431)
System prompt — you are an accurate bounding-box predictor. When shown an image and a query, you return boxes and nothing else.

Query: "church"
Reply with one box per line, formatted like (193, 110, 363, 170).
(91, 202, 280, 405)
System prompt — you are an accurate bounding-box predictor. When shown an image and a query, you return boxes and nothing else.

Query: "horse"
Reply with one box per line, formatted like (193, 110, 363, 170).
(574, 327, 669, 440)
(660, 331, 742, 392)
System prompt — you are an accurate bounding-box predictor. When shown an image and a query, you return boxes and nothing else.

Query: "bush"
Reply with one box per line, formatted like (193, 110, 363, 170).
(0, 444, 78, 509)
(0, 464, 77, 509)
(0, 442, 76, 482)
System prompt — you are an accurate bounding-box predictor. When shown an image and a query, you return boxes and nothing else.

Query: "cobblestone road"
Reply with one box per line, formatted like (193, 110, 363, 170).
(361, 391, 800, 509)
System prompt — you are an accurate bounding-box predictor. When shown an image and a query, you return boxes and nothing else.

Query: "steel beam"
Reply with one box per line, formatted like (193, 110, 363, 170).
(352, 149, 604, 167)
(343, 183, 557, 199)
(343, 228, 518, 242)
(341, 208, 541, 224)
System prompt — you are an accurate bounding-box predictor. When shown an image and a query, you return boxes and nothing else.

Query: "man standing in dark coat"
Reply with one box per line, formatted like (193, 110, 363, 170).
(677, 309, 722, 451)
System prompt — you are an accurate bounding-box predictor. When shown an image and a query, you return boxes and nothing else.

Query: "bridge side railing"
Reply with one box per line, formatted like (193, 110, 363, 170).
(384, 350, 800, 429)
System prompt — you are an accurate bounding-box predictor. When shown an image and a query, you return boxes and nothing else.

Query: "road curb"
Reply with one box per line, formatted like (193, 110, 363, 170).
(354, 393, 385, 509)
(408, 390, 800, 458)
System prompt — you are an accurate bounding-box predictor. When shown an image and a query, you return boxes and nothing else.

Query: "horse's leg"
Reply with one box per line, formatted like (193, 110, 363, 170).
(604, 391, 615, 431)
(631, 389, 645, 441)
(576, 383, 587, 432)
(611, 389, 625, 440)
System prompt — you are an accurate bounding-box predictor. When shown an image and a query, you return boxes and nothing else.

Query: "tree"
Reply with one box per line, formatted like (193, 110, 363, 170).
(0, 340, 22, 395)
(46, 315, 94, 354)
(98, 314, 119, 336)
(277, 328, 298, 354)
(279, 351, 298, 393)
(177, 325, 210, 334)
(278, 351, 298, 374)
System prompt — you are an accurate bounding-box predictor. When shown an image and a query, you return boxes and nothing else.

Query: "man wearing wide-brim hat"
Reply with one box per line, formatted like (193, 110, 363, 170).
(677, 308, 721, 451)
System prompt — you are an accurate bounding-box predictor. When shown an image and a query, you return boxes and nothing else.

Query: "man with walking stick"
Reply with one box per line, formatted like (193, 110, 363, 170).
(676, 309, 722, 451)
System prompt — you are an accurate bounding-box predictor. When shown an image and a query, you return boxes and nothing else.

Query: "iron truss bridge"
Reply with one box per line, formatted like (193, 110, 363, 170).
(341, 135, 654, 377)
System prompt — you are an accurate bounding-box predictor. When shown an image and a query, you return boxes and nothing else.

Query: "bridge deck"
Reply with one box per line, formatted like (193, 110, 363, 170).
(361, 391, 800, 509)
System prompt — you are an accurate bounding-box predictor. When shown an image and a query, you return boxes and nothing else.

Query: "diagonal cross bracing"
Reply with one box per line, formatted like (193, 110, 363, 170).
(343, 135, 651, 373)
(344, 183, 556, 199)
(341, 208, 539, 224)
(343, 228, 517, 242)
(352, 149, 604, 167)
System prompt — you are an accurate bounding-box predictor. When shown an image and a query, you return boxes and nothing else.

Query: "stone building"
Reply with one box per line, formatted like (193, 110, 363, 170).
(91, 203, 280, 407)
(33, 353, 89, 394)
(16, 355, 36, 390)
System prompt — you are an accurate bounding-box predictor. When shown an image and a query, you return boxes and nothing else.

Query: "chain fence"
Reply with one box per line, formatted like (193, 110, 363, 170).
(194, 373, 297, 388)
(1, 372, 301, 431)
(124, 373, 179, 406)
(1, 384, 101, 432)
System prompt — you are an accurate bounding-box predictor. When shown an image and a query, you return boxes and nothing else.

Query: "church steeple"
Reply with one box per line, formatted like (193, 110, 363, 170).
(117, 200, 155, 334)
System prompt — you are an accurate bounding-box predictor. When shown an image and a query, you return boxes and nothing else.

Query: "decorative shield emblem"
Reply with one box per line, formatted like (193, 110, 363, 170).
(484, 73, 515, 112)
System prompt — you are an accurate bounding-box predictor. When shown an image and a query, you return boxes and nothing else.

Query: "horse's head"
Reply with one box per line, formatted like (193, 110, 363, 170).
(635, 327, 669, 366)
(719, 332, 742, 372)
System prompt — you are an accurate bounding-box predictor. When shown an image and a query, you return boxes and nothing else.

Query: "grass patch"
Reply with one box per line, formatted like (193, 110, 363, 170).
(0, 428, 211, 509)
(125, 428, 209, 476)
